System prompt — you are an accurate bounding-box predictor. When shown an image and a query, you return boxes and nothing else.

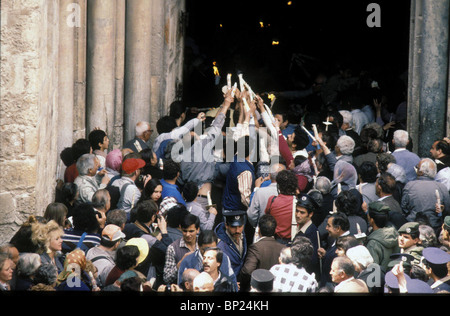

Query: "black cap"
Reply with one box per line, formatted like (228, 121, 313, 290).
(223, 210, 246, 227)
(296, 193, 319, 212)
(388, 253, 415, 269)
(250, 269, 274, 292)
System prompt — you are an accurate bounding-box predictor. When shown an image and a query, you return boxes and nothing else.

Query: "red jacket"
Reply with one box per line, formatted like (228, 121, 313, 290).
(265, 194, 296, 240)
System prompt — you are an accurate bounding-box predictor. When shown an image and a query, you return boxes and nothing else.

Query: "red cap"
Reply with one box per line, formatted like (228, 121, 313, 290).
(122, 158, 146, 174)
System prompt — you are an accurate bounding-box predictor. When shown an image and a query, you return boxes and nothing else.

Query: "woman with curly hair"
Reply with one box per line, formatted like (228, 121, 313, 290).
(32, 220, 65, 274)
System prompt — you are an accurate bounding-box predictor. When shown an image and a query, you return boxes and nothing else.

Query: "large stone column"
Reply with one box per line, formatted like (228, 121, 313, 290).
(408, 0, 449, 157)
(57, 0, 75, 177)
(112, 0, 126, 149)
(73, 0, 87, 140)
(86, 0, 116, 138)
(124, 0, 153, 144)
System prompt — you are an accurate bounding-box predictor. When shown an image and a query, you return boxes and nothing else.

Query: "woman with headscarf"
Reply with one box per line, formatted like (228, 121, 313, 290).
(330, 160, 358, 198)
(56, 248, 99, 291)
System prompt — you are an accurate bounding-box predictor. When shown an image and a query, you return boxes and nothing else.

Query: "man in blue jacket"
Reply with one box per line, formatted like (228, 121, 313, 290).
(215, 212, 248, 278)
(177, 230, 237, 288)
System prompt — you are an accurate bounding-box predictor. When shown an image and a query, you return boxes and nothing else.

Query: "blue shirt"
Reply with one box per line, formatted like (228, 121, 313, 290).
(160, 179, 186, 205)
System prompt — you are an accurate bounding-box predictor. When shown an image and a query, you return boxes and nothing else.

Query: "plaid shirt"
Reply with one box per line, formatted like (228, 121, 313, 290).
(163, 238, 198, 285)
(270, 263, 318, 293)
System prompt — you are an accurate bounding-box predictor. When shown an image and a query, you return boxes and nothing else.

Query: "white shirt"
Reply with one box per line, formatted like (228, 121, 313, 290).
(334, 276, 355, 292)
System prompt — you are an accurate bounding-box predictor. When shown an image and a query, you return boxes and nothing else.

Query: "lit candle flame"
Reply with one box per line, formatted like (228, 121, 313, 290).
(272, 40, 279, 46)
(268, 93, 275, 101)
(259, 21, 264, 28)
(213, 61, 220, 76)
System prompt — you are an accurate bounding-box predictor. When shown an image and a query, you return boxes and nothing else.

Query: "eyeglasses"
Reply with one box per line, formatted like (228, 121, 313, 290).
(145, 129, 154, 134)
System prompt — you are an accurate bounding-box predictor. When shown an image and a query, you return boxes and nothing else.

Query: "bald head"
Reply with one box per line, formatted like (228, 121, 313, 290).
(182, 268, 200, 292)
(193, 272, 214, 292)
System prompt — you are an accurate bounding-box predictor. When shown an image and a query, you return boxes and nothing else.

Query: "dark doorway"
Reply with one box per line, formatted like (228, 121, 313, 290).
(183, 0, 411, 112)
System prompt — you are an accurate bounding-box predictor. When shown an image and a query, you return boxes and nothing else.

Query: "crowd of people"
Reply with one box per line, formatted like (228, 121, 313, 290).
(1, 65, 450, 295)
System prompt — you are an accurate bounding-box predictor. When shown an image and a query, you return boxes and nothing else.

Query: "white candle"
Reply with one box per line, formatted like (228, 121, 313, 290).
(264, 103, 276, 124)
(268, 93, 276, 107)
(331, 200, 337, 214)
(238, 74, 245, 92)
(243, 98, 251, 112)
(227, 74, 232, 90)
(207, 191, 212, 206)
(337, 182, 341, 195)
(436, 189, 441, 214)
(301, 126, 316, 142)
(231, 82, 237, 98)
(312, 124, 319, 139)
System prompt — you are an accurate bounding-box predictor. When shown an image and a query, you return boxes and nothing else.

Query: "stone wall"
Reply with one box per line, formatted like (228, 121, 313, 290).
(1, 0, 60, 241)
(0, 0, 186, 244)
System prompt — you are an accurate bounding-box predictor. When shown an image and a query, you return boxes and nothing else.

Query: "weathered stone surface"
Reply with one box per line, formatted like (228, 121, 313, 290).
(0, 0, 186, 245)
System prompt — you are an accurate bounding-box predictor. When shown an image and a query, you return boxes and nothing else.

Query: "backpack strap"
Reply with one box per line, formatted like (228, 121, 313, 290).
(266, 195, 278, 215)
(90, 255, 110, 263)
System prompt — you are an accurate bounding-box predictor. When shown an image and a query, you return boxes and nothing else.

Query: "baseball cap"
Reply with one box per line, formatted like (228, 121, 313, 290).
(122, 158, 146, 174)
(102, 224, 126, 242)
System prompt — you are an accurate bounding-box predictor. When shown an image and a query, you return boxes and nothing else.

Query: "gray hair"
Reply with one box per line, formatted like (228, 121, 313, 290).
(76, 153, 96, 176)
(279, 247, 293, 264)
(419, 224, 438, 248)
(418, 158, 437, 178)
(387, 163, 407, 184)
(315, 176, 331, 194)
(17, 253, 41, 278)
(270, 163, 286, 181)
(339, 110, 353, 126)
(106, 208, 128, 227)
(393, 130, 409, 148)
(92, 189, 110, 210)
(336, 135, 355, 155)
(135, 121, 150, 137)
(33, 263, 58, 286)
(333, 256, 355, 277)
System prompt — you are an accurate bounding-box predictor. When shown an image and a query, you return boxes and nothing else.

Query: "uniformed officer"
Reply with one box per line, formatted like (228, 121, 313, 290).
(422, 247, 450, 293)
(385, 254, 433, 294)
(396, 222, 423, 264)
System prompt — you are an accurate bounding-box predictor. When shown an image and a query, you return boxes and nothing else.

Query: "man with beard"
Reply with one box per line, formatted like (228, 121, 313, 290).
(215, 212, 247, 277)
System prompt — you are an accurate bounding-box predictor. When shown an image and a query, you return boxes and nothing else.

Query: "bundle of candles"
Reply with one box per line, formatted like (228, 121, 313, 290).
(222, 72, 277, 123)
